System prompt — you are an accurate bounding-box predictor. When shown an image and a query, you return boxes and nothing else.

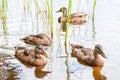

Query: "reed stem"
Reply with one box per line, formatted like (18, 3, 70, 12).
(2, 0, 8, 35)
(46, 0, 53, 38)
(64, 0, 72, 45)
(92, 0, 97, 19)
(92, 0, 97, 38)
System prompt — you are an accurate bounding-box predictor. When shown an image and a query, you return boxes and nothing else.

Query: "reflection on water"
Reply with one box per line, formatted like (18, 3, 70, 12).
(0, 0, 120, 80)
(65, 57, 70, 80)
(20, 61, 51, 79)
(92, 18, 96, 38)
(35, 66, 51, 78)
(92, 66, 107, 80)
(76, 58, 107, 80)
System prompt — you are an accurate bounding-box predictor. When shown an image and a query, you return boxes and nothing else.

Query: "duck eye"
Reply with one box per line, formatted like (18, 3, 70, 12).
(37, 46, 42, 50)
(96, 47, 100, 51)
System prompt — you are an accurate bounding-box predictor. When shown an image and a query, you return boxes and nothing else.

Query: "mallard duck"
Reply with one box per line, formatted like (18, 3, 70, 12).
(71, 44, 107, 66)
(20, 33, 52, 46)
(56, 7, 87, 25)
(14, 46, 49, 66)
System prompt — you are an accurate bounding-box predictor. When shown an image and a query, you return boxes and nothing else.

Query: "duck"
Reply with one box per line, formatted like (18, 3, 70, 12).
(56, 7, 87, 25)
(71, 44, 107, 67)
(14, 46, 49, 66)
(20, 33, 52, 46)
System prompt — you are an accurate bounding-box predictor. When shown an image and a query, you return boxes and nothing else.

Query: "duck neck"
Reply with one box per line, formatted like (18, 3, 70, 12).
(94, 50, 99, 57)
(94, 51, 104, 66)
(62, 10, 67, 17)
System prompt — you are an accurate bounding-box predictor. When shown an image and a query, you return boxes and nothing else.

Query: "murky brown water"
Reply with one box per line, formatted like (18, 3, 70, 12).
(0, 0, 120, 80)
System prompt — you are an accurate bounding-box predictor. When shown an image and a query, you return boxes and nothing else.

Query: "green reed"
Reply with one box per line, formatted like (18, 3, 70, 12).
(92, 0, 97, 19)
(64, 0, 72, 45)
(92, 0, 97, 38)
(1, 0, 8, 35)
(34, 0, 41, 12)
(46, 0, 53, 38)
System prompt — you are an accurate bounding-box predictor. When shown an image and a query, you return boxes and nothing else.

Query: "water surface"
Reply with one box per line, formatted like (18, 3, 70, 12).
(0, 0, 120, 80)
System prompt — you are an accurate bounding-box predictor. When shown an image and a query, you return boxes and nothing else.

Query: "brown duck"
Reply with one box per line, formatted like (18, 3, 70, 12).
(56, 7, 87, 25)
(71, 44, 107, 67)
(15, 46, 49, 66)
(20, 33, 52, 46)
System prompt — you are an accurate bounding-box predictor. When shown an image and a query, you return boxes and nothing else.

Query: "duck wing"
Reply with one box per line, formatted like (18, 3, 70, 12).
(71, 12, 87, 18)
(77, 48, 94, 62)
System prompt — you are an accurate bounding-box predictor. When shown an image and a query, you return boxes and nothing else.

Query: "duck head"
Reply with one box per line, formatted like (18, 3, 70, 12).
(56, 7, 67, 17)
(35, 46, 49, 58)
(94, 44, 107, 58)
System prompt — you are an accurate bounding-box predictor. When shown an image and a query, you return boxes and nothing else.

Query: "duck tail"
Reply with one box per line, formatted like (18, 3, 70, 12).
(71, 44, 84, 49)
(14, 46, 17, 50)
(20, 38, 25, 41)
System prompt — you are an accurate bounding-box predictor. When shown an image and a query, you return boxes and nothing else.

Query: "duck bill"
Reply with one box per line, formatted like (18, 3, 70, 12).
(56, 10, 60, 13)
(42, 52, 49, 58)
(101, 51, 107, 58)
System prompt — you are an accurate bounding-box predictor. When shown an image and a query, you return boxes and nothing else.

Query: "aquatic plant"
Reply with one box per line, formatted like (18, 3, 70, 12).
(92, 0, 97, 38)
(92, 0, 97, 19)
(64, 0, 72, 45)
(46, 0, 53, 38)
(1, 0, 8, 35)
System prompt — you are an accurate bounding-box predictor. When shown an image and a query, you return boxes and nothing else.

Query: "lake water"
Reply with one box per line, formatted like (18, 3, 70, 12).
(0, 0, 120, 80)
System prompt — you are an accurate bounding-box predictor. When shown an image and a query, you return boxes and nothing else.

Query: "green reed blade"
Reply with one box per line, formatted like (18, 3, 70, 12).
(2, 0, 8, 35)
(2, 0, 4, 13)
(46, 0, 53, 38)
(64, 0, 72, 45)
(92, 0, 97, 19)
(34, 0, 41, 13)
(92, 0, 97, 38)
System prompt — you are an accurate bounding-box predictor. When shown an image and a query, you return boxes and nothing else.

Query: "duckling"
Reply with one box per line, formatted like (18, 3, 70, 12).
(15, 46, 48, 66)
(71, 44, 107, 66)
(56, 7, 87, 25)
(20, 33, 52, 46)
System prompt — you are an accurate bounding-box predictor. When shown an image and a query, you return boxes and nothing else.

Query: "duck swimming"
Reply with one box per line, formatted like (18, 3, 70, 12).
(15, 46, 49, 66)
(20, 33, 52, 46)
(56, 7, 87, 25)
(71, 44, 107, 66)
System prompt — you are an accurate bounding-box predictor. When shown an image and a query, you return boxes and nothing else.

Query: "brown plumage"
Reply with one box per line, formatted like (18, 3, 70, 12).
(56, 7, 87, 31)
(71, 44, 107, 66)
(14, 46, 48, 66)
(20, 33, 52, 46)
